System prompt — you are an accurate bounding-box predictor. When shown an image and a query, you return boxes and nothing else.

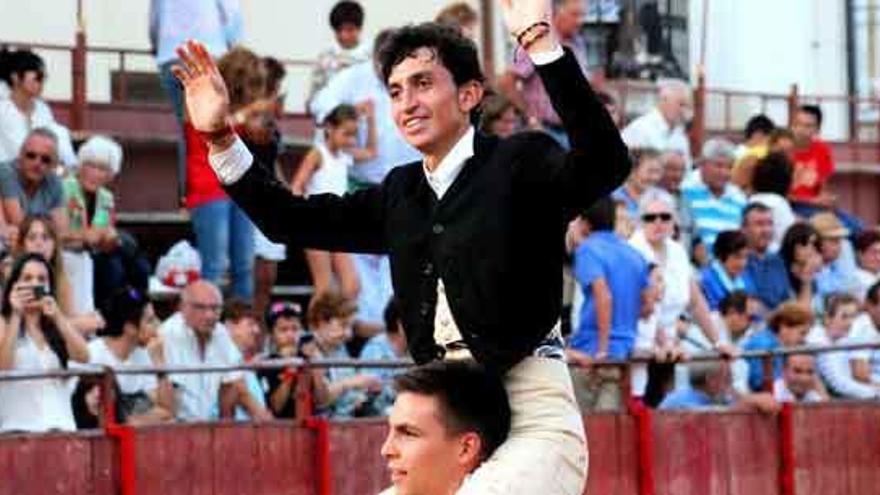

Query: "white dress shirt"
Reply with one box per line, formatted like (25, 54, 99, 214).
(88, 338, 158, 395)
(621, 108, 692, 165)
(159, 313, 242, 420)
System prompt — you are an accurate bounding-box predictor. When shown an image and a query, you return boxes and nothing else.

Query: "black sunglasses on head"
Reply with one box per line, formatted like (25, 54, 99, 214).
(642, 212, 673, 223)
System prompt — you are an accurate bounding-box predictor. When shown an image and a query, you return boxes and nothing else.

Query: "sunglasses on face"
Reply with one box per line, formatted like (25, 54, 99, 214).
(23, 151, 54, 166)
(642, 212, 673, 223)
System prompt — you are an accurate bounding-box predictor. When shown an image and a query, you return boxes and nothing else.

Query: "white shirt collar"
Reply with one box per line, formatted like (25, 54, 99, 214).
(423, 126, 475, 199)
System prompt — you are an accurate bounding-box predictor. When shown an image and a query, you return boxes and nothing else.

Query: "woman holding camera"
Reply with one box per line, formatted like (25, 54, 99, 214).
(0, 253, 89, 432)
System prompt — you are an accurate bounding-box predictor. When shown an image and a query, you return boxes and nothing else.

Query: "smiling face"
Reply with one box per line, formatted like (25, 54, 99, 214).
(387, 47, 482, 161)
(380, 392, 478, 495)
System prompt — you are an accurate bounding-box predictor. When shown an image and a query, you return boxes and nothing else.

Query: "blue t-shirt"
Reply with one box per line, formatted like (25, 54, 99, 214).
(742, 327, 783, 391)
(700, 261, 756, 310)
(570, 231, 649, 358)
(659, 387, 733, 410)
(745, 252, 791, 310)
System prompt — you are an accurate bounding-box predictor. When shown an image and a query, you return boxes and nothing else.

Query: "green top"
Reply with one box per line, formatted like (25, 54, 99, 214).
(62, 175, 115, 231)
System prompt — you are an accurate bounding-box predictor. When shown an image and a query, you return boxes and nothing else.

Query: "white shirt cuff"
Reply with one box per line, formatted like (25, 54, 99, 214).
(529, 44, 564, 66)
(208, 136, 253, 185)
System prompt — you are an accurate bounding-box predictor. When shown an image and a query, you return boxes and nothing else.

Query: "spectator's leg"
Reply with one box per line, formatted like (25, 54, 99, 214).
(305, 249, 334, 301)
(91, 249, 126, 308)
(190, 200, 229, 286)
(159, 60, 188, 206)
(229, 202, 255, 301)
(330, 252, 360, 302)
(790, 201, 821, 221)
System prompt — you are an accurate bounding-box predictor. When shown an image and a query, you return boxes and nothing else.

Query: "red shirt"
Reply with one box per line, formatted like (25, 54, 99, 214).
(790, 140, 834, 202)
(184, 122, 227, 209)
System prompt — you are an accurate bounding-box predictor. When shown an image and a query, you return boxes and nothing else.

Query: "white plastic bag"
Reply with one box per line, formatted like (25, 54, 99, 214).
(155, 240, 202, 288)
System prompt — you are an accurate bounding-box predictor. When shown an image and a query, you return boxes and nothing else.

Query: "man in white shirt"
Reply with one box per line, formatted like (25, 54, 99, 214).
(773, 353, 826, 403)
(159, 280, 266, 420)
(621, 78, 693, 165)
(845, 281, 880, 385)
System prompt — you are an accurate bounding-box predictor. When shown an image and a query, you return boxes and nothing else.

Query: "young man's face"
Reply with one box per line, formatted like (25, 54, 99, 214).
(792, 111, 819, 146)
(227, 315, 261, 354)
(818, 237, 843, 264)
(387, 47, 481, 157)
(335, 23, 361, 49)
(783, 354, 817, 398)
(381, 392, 479, 495)
(827, 303, 859, 340)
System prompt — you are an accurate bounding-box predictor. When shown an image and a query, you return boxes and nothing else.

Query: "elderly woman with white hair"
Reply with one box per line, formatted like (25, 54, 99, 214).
(61, 135, 123, 322)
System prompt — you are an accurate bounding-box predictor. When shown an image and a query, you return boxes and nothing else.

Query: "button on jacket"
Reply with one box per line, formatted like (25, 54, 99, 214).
(224, 49, 631, 372)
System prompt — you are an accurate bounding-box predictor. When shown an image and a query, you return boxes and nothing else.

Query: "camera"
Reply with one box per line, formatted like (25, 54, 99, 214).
(32, 285, 48, 299)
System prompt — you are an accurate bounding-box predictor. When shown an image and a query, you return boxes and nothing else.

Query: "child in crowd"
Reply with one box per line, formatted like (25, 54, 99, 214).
(306, 0, 370, 106)
(258, 301, 308, 418)
(291, 104, 376, 304)
(743, 301, 813, 391)
(700, 230, 755, 310)
(359, 297, 409, 415)
(221, 299, 270, 420)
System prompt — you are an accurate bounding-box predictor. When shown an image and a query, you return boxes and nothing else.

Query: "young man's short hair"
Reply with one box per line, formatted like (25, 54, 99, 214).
(394, 360, 511, 461)
(435, 2, 478, 28)
(798, 104, 823, 129)
(378, 22, 484, 89)
(307, 292, 358, 328)
(329, 1, 364, 30)
(580, 196, 617, 232)
(712, 230, 748, 261)
(744, 114, 775, 140)
(741, 202, 771, 227)
(719, 290, 749, 316)
(824, 292, 858, 319)
(223, 298, 256, 324)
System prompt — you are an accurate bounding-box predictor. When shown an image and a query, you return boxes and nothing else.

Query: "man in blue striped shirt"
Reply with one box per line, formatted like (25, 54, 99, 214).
(681, 138, 747, 255)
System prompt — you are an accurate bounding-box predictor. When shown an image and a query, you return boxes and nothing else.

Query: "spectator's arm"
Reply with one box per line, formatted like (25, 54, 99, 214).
(289, 148, 321, 196)
(349, 101, 378, 163)
(49, 301, 89, 363)
(591, 278, 612, 357)
(689, 279, 723, 348)
(2, 198, 23, 228)
(817, 351, 880, 399)
(0, 315, 17, 370)
(153, 376, 176, 418)
(735, 392, 781, 414)
(234, 378, 272, 420)
(269, 371, 296, 415)
(49, 207, 69, 243)
(852, 357, 873, 383)
(218, 382, 237, 418)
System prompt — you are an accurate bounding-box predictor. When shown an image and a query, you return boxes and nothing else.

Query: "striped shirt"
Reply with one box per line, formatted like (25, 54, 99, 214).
(681, 174, 746, 253)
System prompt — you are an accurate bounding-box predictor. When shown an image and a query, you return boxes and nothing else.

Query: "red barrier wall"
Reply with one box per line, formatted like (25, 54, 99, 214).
(584, 413, 640, 495)
(329, 419, 390, 495)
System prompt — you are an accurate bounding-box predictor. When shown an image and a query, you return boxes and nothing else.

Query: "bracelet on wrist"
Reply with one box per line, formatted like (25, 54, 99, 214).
(515, 21, 551, 50)
(198, 124, 235, 144)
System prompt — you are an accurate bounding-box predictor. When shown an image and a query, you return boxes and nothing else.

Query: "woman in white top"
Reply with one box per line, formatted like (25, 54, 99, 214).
(0, 253, 89, 432)
(0, 50, 76, 166)
(291, 103, 377, 303)
(749, 151, 796, 252)
(629, 189, 733, 355)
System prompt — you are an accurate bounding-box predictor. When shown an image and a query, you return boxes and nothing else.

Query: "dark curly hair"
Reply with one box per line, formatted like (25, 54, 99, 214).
(378, 22, 484, 88)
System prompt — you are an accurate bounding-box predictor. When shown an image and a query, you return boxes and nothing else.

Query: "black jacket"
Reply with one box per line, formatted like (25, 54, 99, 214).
(225, 49, 630, 372)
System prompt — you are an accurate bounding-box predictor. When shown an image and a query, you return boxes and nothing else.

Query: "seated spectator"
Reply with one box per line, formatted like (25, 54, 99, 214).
(789, 104, 862, 234)
(732, 114, 775, 192)
(769, 128, 796, 155)
(742, 203, 792, 311)
(847, 281, 880, 386)
(853, 230, 880, 299)
(435, 1, 479, 39)
(0, 128, 66, 231)
(611, 148, 663, 220)
(660, 360, 778, 413)
(749, 152, 796, 252)
(221, 299, 271, 420)
(478, 93, 522, 139)
(0, 49, 75, 166)
(307, 292, 381, 418)
(380, 360, 510, 495)
(811, 212, 860, 300)
(779, 222, 824, 309)
(700, 230, 755, 310)
(681, 138, 747, 254)
(0, 253, 89, 432)
(159, 280, 268, 421)
(258, 300, 310, 419)
(90, 287, 174, 424)
(61, 136, 124, 317)
(306, 0, 371, 107)
(13, 215, 104, 335)
(774, 353, 827, 403)
(810, 293, 880, 399)
(359, 297, 409, 415)
(630, 189, 732, 357)
(743, 301, 813, 391)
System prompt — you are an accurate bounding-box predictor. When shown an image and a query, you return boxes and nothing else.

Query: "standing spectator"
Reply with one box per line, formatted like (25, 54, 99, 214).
(159, 280, 267, 421)
(497, 0, 589, 147)
(809, 293, 880, 399)
(306, 1, 370, 108)
(90, 287, 175, 424)
(185, 47, 264, 301)
(291, 103, 376, 303)
(742, 301, 813, 391)
(749, 152, 796, 252)
(478, 93, 523, 138)
(700, 230, 755, 310)
(568, 197, 649, 362)
(221, 299, 271, 420)
(810, 212, 860, 300)
(742, 203, 791, 311)
(731, 114, 774, 192)
(150, 0, 243, 206)
(779, 222, 823, 309)
(306, 292, 381, 418)
(0, 128, 66, 231)
(0, 50, 75, 166)
(621, 79, 693, 163)
(359, 297, 410, 415)
(0, 253, 89, 432)
(853, 230, 880, 299)
(258, 300, 310, 419)
(629, 190, 731, 355)
(611, 148, 663, 220)
(681, 138, 746, 254)
(774, 353, 827, 403)
(435, 2, 479, 40)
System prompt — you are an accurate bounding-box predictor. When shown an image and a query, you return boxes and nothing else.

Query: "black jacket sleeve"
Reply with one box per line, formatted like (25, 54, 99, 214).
(223, 159, 388, 254)
(536, 47, 631, 212)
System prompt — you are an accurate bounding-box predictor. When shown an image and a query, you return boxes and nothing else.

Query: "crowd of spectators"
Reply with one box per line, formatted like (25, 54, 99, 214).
(1, 0, 880, 434)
